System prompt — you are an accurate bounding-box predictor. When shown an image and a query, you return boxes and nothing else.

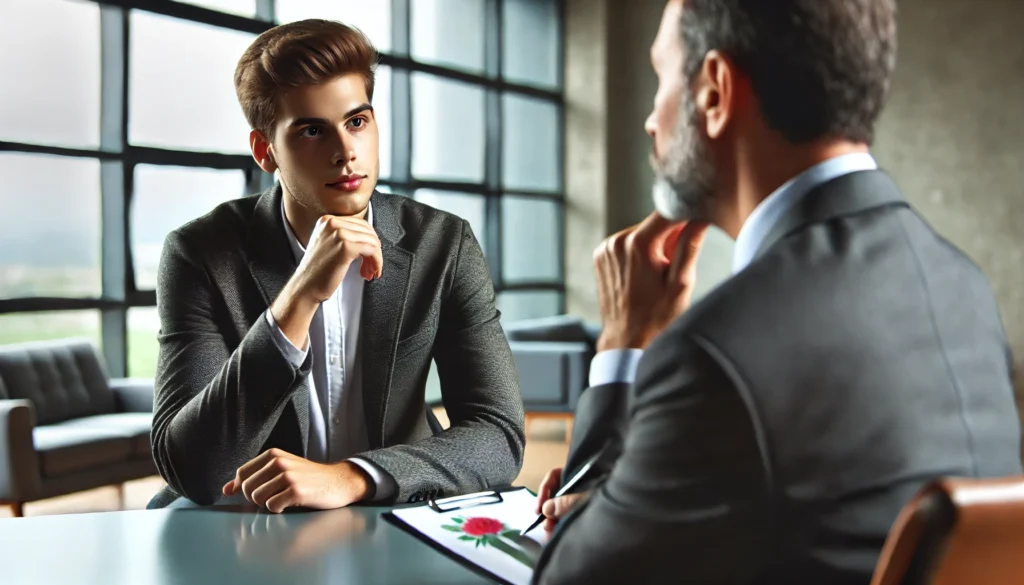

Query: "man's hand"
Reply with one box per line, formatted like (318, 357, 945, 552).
(271, 215, 384, 348)
(536, 467, 591, 533)
(222, 448, 372, 514)
(594, 212, 709, 351)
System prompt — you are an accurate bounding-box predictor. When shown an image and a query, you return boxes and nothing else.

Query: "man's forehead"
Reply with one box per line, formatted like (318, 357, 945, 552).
(278, 76, 369, 115)
(652, 0, 684, 62)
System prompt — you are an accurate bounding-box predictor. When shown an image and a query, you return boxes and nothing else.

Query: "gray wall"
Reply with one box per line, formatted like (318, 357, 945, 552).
(565, 0, 1024, 412)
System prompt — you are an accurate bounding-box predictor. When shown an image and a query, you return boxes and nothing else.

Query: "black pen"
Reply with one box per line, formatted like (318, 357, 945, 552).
(520, 449, 604, 537)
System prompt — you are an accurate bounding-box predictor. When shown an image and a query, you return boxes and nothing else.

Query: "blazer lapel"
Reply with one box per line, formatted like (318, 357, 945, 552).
(361, 191, 414, 449)
(753, 169, 910, 263)
(245, 184, 310, 454)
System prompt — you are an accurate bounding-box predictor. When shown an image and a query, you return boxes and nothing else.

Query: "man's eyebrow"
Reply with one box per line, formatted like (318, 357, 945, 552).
(288, 104, 374, 127)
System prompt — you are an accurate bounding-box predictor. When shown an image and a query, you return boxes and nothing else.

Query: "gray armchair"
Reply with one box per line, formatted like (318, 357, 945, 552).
(504, 314, 600, 414)
(0, 339, 156, 516)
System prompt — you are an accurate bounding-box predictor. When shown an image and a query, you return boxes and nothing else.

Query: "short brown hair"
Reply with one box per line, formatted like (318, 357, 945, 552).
(234, 19, 378, 140)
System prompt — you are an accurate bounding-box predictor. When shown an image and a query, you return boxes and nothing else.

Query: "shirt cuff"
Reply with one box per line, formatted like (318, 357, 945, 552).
(264, 309, 309, 368)
(347, 457, 396, 502)
(588, 349, 644, 386)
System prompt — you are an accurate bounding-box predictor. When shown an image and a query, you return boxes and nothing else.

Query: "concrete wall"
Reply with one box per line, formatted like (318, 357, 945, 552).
(564, 0, 1024, 413)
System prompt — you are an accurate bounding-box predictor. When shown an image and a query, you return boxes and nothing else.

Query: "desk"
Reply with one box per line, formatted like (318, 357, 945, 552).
(0, 499, 494, 585)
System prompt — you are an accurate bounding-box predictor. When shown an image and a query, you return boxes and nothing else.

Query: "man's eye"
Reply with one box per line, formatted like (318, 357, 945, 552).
(349, 117, 366, 129)
(300, 126, 322, 138)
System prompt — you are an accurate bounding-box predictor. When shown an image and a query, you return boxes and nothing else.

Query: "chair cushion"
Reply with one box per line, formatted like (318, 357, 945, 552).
(52, 413, 152, 457)
(0, 339, 114, 425)
(33, 426, 132, 477)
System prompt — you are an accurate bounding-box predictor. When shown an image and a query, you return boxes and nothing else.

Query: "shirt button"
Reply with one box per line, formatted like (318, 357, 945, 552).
(333, 416, 340, 424)
(330, 355, 339, 365)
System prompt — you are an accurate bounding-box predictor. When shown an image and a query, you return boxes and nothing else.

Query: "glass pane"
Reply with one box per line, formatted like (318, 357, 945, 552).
(502, 196, 560, 283)
(497, 291, 561, 323)
(376, 65, 393, 180)
(413, 190, 486, 253)
(0, 153, 101, 299)
(503, 0, 560, 89)
(0, 0, 99, 148)
(0, 311, 101, 349)
(129, 11, 255, 154)
(411, 0, 485, 74)
(173, 0, 257, 17)
(128, 307, 160, 378)
(411, 74, 485, 182)
(503, 94, 560, 192)
(276, 0, 391, 52)
(131, 165, 246, 290)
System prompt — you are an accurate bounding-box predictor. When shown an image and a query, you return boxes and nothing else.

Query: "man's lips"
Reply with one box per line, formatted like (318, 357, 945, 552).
(326, 175, 365, 191)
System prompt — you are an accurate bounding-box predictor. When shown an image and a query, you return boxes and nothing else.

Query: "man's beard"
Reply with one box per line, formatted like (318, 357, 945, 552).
(651, 93, 717, 222)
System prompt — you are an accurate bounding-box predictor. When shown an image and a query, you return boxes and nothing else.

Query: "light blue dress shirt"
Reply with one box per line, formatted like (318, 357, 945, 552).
(264, 200, 396, 501)
(589, 153, 878, 387)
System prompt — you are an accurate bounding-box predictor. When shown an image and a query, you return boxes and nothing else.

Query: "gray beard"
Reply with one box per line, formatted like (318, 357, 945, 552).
(651, 95, 717, 222)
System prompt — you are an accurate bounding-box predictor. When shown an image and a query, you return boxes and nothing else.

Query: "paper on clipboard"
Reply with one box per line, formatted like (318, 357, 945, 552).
(386, 488, 550, 585)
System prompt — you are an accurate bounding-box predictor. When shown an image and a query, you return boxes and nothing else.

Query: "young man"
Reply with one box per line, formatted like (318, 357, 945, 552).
(149, 19, 525, 511)
(532, 1, 1022, 584)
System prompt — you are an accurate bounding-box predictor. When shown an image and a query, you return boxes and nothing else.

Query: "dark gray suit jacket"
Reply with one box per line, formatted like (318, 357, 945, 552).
(534, 170, 1022, 585)
(149, 185, 525, 507)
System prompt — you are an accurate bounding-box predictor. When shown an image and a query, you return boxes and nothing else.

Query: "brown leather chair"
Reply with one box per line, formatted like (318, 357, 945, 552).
(871, 476, 1024, 585)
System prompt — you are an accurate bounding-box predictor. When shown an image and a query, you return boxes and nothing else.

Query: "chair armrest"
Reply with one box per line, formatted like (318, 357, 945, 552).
(0, 399, 41, 502)
(109, 378, 155, 413)
(508, 341, 593, 412)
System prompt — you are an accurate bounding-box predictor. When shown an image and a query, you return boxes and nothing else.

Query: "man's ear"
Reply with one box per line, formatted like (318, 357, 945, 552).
(250, 129, 277, 174)
(698, 50, 737, 140)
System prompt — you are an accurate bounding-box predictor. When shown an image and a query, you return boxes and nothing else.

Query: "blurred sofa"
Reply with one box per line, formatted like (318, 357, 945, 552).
(0, 339, 155, 516)
(504, 314, 601, 413)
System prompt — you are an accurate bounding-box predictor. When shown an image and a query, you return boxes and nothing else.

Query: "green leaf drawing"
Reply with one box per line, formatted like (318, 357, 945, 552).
(501, 530, 519, 540)
(441, 525, 463, 532)
(458, 535, 475, 542)
(453, 517, 465, 524)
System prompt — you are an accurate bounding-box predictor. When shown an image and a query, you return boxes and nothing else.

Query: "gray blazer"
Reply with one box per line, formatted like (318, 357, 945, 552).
(149, 185, 525, 507)
(534, 170, 1022, 585)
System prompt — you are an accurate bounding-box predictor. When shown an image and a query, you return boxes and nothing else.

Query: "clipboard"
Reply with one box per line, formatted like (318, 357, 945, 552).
(383, 487, 548, 585)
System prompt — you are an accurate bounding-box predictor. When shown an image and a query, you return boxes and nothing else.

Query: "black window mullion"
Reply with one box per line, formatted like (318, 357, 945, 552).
(389, 0, 412, 188)
(99, 3, 128, 376)
(484, 0, 503, 290)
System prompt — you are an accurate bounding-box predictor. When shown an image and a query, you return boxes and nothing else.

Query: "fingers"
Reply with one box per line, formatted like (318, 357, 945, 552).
(628, 211, 675, 253)
(536, 467, 563, 513)
(242, 458, 287, 504)
(233, 448, 292, 502)
(250, 472, 292, 509)
(321, 218, 384, 280)
(667, 221, 710, 286)
(265, 487, 299, 514)
(541, 492, 589, 521)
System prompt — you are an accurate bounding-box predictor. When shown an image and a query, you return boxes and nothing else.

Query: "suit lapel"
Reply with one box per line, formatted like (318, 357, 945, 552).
(753, 169, 910, 263)
(361, 191, 414, 449)
(245, 184, 309, 454)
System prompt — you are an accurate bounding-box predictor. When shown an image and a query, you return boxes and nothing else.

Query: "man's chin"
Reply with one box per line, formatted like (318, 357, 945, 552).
(652, 178, 708, 222)
(320, 190, 373, 218)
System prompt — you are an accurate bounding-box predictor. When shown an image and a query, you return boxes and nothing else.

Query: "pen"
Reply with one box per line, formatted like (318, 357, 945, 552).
(520, 448, 605, 537)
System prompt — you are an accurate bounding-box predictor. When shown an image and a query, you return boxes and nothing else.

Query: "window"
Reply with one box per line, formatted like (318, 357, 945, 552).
(0, 153, 102, 299)
(0, 311, 101, 350)
(131, 165, 246, 290)
(0, 0, 101, 148)
(0, 0, 565, 378)
(127, 307, 160, 378)
(129, 11, 255, 154)
(411, 74, 486, 183)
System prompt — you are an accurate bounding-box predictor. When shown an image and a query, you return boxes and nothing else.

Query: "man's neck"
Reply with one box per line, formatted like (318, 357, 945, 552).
(716, 139, 869, 238)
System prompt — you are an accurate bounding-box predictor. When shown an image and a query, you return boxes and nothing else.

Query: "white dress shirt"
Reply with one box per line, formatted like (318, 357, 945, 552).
(264, 200, 396, 501)
(589, 152, 879, 387)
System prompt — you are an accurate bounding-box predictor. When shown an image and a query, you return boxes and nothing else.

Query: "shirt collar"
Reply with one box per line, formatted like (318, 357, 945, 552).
(279, 196, 374, 264)
(732, 152, 878, 273)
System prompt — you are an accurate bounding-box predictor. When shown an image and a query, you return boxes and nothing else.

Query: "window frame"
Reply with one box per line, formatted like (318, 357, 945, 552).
(0, 0, 566, 376)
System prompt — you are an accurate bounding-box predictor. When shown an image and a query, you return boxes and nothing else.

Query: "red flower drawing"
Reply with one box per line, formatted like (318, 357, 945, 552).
(461, 517, 505, 537)
(442, 515, 535, 568)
